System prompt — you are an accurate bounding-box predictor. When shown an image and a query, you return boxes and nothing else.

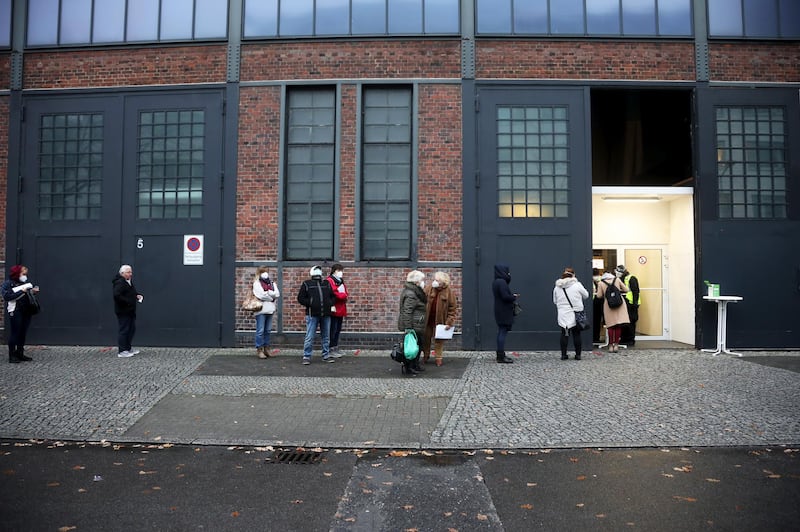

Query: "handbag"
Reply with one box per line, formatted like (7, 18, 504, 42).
(403, 329, 419, 360)
(512, 300, 522, 316)
(390, 342, 404, 363)
(241, 292, 263, 312)
(562, 288, 589, 331)
(25, 291, 41, 316)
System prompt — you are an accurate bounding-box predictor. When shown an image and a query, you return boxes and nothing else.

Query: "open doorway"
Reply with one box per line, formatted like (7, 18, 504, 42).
(590, 88, 695, 346)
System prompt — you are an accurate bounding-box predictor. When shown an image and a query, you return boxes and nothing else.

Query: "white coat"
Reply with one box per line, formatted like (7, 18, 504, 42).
(553, 277, 589, 329)
(253, 278, 280, 315)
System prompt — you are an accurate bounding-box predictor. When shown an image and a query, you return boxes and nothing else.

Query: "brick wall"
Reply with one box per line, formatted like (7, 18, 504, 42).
(241, 40, 461, 81)
(0, 53, 10, 90)
(710, 43, 800, 82)
(477, 40, 696, 80)
(24, 45, 227, 88)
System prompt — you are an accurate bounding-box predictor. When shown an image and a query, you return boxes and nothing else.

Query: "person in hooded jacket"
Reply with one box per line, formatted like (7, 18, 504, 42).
(297, 265, 335, 364)
(595, 271, 630, 353)
(112, 264, 143, 358)
(491, 264, 516, 364)
(553, 267, 590, 360)
(326, 263, 348, 358)
(2, 265, 39, 363)
(253, 266, 280, 359)
(397, 270, 427, 375)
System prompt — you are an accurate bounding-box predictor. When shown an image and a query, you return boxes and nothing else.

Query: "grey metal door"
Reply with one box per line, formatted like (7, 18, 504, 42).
(20, 91, 224, 346)
(464, 87, 591, 350)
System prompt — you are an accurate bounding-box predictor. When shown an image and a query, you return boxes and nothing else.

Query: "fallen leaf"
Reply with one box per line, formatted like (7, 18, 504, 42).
(576, 503, 585, 508)
(444, 512, 453, 517)
(520, 503, 533, 510)
(344, 517, 356, 522)
(47, 482, 60, 487)
(323, 472, 332, 477)
(390, 450, 410, 457)
(596, 514, 607, 518)
(476, 514, 488, 521)
(291, 500, 303, 504)
(569, 457, 579, 463)
(705, 478, 721, 483)
(673, 496, 698, 503)
(139, 470, 157, 475)
(577, 475, 587, 481)
(78, 488, 87, 493)
(3, 469, 15, 476)
(231, 511, 240, 518)
(661, 473, 674, 478)
(526, 482, 537, 487)
(673, 466, 693, 473)
(402, 505, 414, 510)
(58, 527, 77, 532)
(362, 489, 373, 494)
(72, 465, 85, 471)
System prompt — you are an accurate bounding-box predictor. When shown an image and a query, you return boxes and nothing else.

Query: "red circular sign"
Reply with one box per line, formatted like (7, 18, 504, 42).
(187, 237, 201, 252)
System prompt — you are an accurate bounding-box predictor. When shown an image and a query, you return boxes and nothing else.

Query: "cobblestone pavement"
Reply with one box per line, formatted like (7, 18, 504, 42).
(1, 345, 798, 448)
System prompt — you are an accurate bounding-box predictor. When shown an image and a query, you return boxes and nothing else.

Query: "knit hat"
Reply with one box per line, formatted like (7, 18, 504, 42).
(309, 265, 323, 277)
(9, 265, 23, 281)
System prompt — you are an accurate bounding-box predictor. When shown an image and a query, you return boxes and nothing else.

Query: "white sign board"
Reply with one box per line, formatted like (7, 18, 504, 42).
(183, 235, 204, 266)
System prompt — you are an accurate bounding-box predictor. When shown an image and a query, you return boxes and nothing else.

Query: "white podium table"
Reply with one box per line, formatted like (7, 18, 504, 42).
(702, 295, 743, 356)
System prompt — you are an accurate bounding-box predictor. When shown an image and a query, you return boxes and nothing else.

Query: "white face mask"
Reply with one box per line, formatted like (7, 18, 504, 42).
(431, 280, 440, 288)
(19, 275, 28, 283)
(419, 280, 425, 289)
(260, 273, 270, 280)
(333, 272, 342, 280)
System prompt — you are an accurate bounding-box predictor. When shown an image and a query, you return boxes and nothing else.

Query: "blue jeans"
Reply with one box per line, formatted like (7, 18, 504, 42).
(496, 325, 511, 353)
(304, 315, 330, 359)
(329, 316, 343, 348)
(254, 313, 274, 348)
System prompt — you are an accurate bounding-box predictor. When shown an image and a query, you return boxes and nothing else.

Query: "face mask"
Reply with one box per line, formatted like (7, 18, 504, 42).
(19, 275, 27, 283)
(333, 272, 342, 280)
(260, 273, 270, 280)
(419, 281, 425, 289)
(432, 280, 440, 288)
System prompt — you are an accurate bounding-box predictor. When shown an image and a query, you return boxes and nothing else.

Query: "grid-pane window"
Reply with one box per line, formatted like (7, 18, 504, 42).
(716, 107, 787, 219)
(244, 0, 459, 37)
(27, 0, 226, 46)
(497, 106, 570, 219)
(709, 0, 799, 38)
(285, 89, 336, 260)
(38, 114, 104, 221)
(0, 0, 10, 47)
(476, 0, 692, 36)
(361, 88, 412, 260)
(137, 110, 205, 219)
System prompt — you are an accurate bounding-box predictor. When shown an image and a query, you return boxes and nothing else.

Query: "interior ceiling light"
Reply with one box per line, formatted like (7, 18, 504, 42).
(601, 196, 662, 202)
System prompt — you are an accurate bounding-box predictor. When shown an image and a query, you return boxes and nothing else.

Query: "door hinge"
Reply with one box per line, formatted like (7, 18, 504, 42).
(20, 105, 25, 122)
(474, 96, 480, 112)
(219, 245, 224, 264)
(220, 171, 224, 189)
(474, 246, 481, 265)
(475, 170, 480, 188)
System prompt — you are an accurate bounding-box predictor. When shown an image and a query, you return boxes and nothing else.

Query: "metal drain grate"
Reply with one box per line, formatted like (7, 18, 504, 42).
(267, 450, 324, 464)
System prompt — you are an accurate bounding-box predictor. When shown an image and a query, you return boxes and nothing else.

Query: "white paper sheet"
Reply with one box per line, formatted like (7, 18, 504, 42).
(435, 324, 454, 340)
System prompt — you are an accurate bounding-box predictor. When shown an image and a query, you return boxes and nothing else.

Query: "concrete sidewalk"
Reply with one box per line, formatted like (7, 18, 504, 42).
(1, 345, 799, 449)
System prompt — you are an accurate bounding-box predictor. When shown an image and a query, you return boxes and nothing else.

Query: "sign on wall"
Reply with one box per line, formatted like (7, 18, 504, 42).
(184, 235, 204, 266)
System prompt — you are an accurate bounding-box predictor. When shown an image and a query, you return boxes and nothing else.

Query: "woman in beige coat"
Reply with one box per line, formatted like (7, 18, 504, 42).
(422, 271, 458, 367)
(595, 271, 630, 353)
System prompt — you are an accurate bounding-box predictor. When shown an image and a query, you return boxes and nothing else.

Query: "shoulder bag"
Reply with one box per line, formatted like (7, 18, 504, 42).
(562, 288, 589, 331)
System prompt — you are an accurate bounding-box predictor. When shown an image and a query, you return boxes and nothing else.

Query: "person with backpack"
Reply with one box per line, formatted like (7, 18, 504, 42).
(595, 271, 630, 353)
(616, 265, 640, 347)
(297, 265, 335, 365)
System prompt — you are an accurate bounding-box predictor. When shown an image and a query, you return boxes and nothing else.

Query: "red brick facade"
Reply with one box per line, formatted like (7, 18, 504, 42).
(477, 41, 696, 80)
(709, 43, 800, 82)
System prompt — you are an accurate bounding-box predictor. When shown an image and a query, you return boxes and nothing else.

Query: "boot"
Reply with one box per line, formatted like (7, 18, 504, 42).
(496, 351, 514, 364)
(257, 347, 267, 359)
(9, 345, 21, 363)
(575, 352, 581, 360)
(412, 356, 425, 372)
(264, 347, 273, 358)
(17, 346, 32, 362)
(403, 362, 419, 375)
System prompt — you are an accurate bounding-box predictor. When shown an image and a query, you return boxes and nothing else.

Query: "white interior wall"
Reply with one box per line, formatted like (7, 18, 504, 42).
(591, 192, 695, 344)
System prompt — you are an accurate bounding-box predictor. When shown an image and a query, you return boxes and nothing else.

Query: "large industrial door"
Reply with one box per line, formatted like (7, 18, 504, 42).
(463, 88, 591, 350)
(19, 91, 224, 346)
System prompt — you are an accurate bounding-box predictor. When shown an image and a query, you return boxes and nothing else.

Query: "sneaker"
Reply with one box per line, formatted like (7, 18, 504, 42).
(323, 357, 336, 363)
(302, 358, 311, 365)
(117, 351, 134, 358)
(130, 349, 141, 355)
(331, 350, 343, 358)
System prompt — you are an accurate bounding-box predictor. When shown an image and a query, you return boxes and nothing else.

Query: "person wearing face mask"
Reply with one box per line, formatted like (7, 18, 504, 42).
(326, 264, 348, 358)
(253, 266, 281, 358)
(2, 265, 40, 363)
(297, 265, 335, 364)
(422, 271, 458, 367)
(491, 264, 516, 364)
(397, 270, 428, 375)
(112, 264, 143, 358)
(591, 268, 604, 344)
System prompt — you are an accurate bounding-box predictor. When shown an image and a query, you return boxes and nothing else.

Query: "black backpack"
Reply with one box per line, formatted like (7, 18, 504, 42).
(603, 279, 624, 309)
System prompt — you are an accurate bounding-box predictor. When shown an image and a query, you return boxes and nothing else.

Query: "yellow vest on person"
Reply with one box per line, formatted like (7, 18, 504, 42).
(623, 274, 641, 305)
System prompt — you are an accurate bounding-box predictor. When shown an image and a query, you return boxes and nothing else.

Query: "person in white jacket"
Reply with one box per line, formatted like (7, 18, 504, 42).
(552, 267, 589, 360)
(253, 266, 280, 358)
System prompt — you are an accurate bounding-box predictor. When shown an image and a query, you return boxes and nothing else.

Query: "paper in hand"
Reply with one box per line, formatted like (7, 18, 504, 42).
(435, 324, 454, 340)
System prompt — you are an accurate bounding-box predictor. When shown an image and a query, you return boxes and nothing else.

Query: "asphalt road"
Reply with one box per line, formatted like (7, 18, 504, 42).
(2, 440, 798, 531)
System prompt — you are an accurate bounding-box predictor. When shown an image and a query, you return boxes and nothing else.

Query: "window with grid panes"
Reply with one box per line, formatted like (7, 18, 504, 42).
(496, 106, 570, 218)
(285, 88, 336, 260)
(361, 87, 412, 259)
(38, 113, 104, 221)
(715, 106, 787, 219)
(137, 110, 205, 219)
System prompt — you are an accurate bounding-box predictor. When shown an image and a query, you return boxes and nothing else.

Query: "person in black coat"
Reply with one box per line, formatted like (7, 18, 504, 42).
(2, 265, 39, 363)
(112, 264, 143, 358)
(297, 265, 335, 364)
(491, 264, 516, 364)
